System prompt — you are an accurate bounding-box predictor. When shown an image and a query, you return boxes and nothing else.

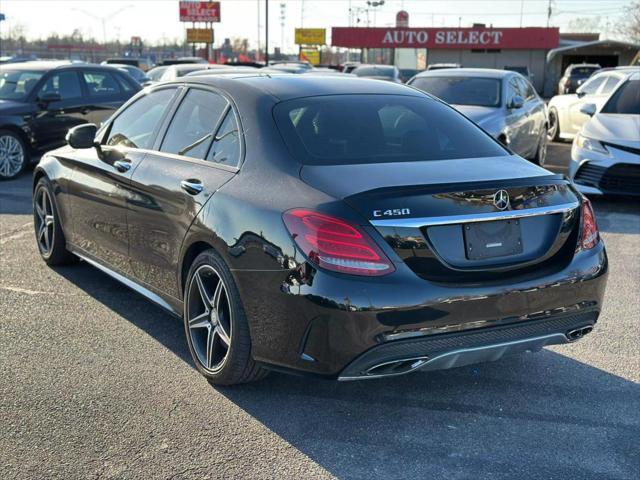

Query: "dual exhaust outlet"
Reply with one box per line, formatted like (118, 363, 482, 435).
(566, 325, 594, 341)
(357, 325, 595, 379)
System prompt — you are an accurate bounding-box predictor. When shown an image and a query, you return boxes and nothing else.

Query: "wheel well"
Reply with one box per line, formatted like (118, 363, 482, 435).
(180, 241, 215, 296)
(33, 169, 46, 191)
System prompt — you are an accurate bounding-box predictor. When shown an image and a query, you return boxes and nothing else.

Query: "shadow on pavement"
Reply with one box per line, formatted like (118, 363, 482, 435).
(0, 173, 34, 215)
(53, 261, 640, 480)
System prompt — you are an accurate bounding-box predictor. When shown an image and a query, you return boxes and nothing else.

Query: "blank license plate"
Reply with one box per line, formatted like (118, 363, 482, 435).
(463, 219, 523, 260)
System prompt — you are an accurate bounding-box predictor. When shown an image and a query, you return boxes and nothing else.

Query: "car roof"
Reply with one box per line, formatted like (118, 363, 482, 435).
(414, 68, 511, 79)
(169, 73, 423, 101)
(0, 60, 126, 72)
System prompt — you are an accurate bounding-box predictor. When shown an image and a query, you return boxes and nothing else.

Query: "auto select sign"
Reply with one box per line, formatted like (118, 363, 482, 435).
(179, 1, 221, 22)
(331, 27, 559, 49)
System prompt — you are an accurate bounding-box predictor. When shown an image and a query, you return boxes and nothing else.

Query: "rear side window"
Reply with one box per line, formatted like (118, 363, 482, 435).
(274, 95, 508, 166)
(579, 76, 605, 95)
(206, 110, 241, 167)
(600, 76, 620, 95)
(106, 88, 176, 149)
(160, 89, 227, 159)
(83, 71, 122, 97)
(38, 71, 82, 100)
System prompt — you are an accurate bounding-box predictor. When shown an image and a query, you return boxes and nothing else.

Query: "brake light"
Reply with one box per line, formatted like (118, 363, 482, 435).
(283, 209, 395, 276)
(580, 198, 599, 250)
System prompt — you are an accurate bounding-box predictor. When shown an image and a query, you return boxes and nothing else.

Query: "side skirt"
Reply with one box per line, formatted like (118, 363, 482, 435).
(68, 245, 183, 318)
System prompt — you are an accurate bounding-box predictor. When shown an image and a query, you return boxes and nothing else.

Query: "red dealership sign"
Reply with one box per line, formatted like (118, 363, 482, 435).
(331, 27, 559, 49)
(179, 1, 221, 22)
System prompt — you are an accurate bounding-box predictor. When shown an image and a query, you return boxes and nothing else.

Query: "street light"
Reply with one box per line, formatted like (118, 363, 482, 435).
(72, 5, 133, 46)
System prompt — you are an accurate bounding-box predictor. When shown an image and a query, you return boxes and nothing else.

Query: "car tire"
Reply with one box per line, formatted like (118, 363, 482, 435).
(183, 249, 268, 386)
(547, 108, 560, 142)
(533, 131, 548, 166)
(33, 177, 77, 266)
(0, 129, 28, 181)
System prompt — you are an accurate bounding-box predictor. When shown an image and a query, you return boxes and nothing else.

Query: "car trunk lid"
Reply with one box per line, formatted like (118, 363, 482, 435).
(300, 157, 581, 281)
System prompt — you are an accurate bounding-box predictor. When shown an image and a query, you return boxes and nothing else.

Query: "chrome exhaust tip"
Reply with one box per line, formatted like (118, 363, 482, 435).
(364, 356, 429, 378)
(566, 325, 594, 341)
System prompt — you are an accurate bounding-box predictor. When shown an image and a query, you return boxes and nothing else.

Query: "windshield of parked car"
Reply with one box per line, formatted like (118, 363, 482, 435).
(274, 94, 508, 166)
(0, 70, 44, 101)
(600, 79, 640, 114)
(410, 76, 502, 107)
(352, 66, 396, 78)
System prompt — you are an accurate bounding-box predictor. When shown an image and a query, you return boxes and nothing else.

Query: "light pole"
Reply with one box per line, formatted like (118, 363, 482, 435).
(265, 0, 269, 64)
(72, 5, 133, 48)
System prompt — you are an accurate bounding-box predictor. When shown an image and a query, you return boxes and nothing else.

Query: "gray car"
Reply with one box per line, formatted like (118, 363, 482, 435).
(408, 68, 548, 164)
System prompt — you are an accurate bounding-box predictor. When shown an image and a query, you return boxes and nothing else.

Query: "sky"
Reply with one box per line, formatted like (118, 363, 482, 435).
(0, 0, 633, 52)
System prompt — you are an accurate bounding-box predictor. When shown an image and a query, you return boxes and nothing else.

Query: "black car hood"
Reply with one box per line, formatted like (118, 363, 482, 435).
(300, 155, 551, 200)
(0, 99, 32, 115)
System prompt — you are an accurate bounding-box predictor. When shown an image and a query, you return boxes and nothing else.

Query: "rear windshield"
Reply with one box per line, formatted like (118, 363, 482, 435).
(570, 67, 598, 77)
(600, 80, 640, 114)
(409, 76, 501, 107)
(273, 94, 508, 166)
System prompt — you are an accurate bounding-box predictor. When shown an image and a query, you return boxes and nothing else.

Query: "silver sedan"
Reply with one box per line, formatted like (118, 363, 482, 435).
(408, 68, 548, 164)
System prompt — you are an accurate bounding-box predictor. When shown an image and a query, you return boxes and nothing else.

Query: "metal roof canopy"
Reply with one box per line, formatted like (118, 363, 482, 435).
(546, 39, 640, 63)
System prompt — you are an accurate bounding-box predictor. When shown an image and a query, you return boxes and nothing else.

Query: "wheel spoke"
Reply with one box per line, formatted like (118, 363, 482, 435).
(45, 214, 54, 227)
(194, 271, 212, 309)
(188, 311, 210, 330)
(212, 279, 224, 311)
(35, 202, 45, 222)
(43, 227, 50, 252)
(206, 327, 216, 369)
(215, 325, 230, 347)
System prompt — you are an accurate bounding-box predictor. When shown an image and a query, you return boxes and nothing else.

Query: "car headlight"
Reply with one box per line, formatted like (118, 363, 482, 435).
(575, 134, 609, 155)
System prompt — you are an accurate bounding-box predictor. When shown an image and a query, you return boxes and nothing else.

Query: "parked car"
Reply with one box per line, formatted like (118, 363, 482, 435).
(504, 65, 534, 84)
(570, 70, 640, 196)
(32, 75, 607, 385)
(185, 67, 259, 77)
(408, 68, 548, 164)
(351, 64, 402, 83)
(399, 68, 424, 83)
(158, 63, 213, 81)
(341, 61, 361, 74)
(263, 63, 311, 74)
(109, 64, 151, 85)
(557, 63, 601, 94)
(426, 63, 462, 71)
(145, 65, 168, 83)
(0, 61, 140, 180)
(102, 57, 154, 71)
(547, 67, 632, 141)
(158, 57, 208, 66)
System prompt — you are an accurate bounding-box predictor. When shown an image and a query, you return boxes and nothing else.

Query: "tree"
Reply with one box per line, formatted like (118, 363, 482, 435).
(617, 0, 640, 43)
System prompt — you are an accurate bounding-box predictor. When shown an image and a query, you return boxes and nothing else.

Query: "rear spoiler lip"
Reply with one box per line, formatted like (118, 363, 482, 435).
(347, 174, 567, 200)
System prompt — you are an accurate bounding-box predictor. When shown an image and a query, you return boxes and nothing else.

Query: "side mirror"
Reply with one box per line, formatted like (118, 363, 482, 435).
(37, 92, 61, 106)
(579, 103, 597, 117)
(66, 124, 98, 149)
(508, 95, 524, 110)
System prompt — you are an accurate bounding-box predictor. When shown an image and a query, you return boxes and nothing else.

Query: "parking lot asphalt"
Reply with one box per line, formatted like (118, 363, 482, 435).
(1, 143, 639, 480)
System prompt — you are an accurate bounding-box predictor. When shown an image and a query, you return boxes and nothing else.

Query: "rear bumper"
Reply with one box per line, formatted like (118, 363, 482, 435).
(236, 241, 607, 379)
(338, 309, 596, 380)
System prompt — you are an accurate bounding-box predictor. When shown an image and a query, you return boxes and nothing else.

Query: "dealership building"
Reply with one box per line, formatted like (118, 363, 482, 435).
(330, 26, 640, 97)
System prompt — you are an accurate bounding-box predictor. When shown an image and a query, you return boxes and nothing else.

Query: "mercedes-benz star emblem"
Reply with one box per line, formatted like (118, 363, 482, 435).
(493, 190, 510, 211)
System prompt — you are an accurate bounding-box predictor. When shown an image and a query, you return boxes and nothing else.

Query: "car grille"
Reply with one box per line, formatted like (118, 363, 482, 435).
(574, 163, 640, 195)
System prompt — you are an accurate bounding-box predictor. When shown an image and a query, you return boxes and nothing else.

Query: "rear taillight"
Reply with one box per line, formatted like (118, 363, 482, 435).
(580, 198, 599, 250)
(283, 209, 395, 276)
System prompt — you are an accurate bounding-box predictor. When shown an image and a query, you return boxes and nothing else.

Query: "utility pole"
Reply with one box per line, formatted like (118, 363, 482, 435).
(265, 0, 269, 64)
(257, 0, 261, 60)
(546, 0, 552, 28)
(519, 0, 524, 28)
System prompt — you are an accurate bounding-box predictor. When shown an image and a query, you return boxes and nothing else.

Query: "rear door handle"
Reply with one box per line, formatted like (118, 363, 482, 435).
(180, 179, 204, 195)
(113, 160, 131, 173)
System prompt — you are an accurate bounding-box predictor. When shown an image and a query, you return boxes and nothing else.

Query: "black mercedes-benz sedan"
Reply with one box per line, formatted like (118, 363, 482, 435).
(0, 61, 140, 180)
(32, 74, 608, 385)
